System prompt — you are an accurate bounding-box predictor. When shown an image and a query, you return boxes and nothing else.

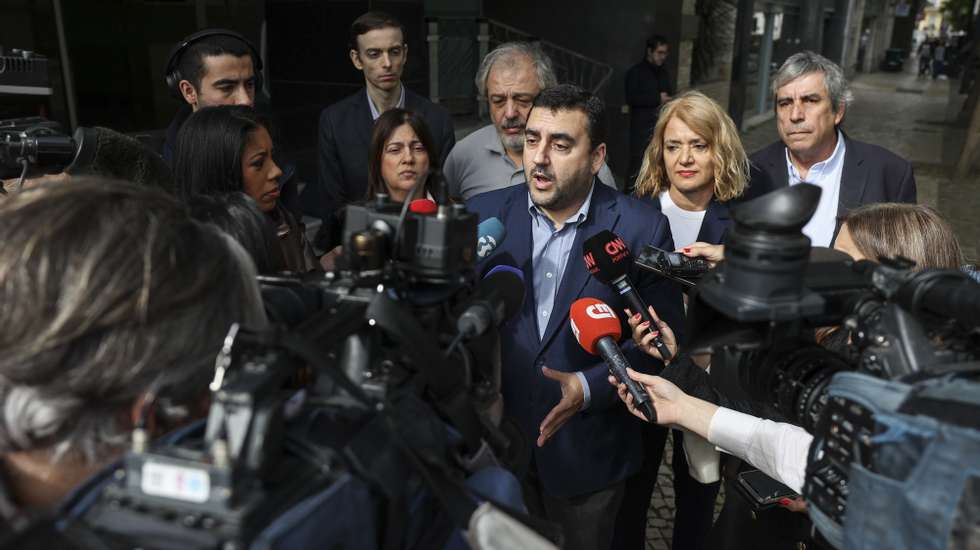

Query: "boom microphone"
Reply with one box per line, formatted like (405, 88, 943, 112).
(65, 127, 174, 192)
(1, 125, 173, 191)
(477, 217, 506, 259)
(570, 297, 656, 422)
(583, 230, 673, 363)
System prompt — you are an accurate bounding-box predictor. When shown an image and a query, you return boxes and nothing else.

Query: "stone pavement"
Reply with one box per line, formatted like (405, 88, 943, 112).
(643, 64, 975, 550)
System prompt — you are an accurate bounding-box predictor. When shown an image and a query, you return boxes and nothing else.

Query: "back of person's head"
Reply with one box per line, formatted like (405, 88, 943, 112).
(474, 41, 557, 100)
(530, 84, 606, 149)
(0, 178, 266, 465)
(187, 192, 287, 274)
(366, 107, 441, 200)
(172, 105, 269, 200)
(843, 203, 964, 270)
(349, 11, 405, 50)
(635, 90, 748, 201)
(174, 33, 256, 93)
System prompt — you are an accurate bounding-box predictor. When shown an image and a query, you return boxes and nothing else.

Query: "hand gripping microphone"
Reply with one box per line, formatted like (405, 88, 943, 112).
(583, 230, 673, 363)
(476, 217, 506, 259)
(570, 298, 657, 422)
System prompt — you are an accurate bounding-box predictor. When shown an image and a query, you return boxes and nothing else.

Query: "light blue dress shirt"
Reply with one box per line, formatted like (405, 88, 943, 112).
(366, 84, 406, 120)
(528, 184, 596, 408)
(785, 129, 846, 246)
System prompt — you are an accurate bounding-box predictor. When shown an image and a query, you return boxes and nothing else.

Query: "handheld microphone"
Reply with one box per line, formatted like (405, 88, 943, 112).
(476, 217, 506, 259)
(456, 265, 525, 339)
(569, 298, 656, 422)
(583, 230, 673, 363)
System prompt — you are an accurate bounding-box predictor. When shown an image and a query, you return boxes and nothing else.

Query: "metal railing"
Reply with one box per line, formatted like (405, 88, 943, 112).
(426, 17, 615, 117)
(484, 19, 614, 95)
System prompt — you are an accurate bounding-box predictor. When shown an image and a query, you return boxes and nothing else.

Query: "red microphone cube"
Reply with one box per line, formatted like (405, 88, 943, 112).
(569, 297, 622, 355)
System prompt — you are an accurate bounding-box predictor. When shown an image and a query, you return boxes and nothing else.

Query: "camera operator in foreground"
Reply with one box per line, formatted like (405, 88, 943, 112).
(0, 179, 266, 537)
(612, 201, 974, 549)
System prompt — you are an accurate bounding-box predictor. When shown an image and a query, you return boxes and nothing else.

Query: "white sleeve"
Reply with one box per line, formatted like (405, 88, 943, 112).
(707, 407, 813, 493)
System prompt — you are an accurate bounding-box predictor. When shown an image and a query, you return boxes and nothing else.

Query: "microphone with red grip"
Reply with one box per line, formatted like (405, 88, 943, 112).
(582, 230, 673, 363)
(570, 298, 657, 422)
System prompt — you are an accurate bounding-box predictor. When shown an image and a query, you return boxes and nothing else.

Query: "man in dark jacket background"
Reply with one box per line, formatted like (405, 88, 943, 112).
(747, 51, 916, 247)
(304, 11, 455, 221)
(625, 34, 673, 192)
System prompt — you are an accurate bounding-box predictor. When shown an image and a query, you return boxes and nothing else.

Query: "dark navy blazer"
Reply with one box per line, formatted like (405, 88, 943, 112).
(466, 183, 685, 498)
(746, 134, 916, 239)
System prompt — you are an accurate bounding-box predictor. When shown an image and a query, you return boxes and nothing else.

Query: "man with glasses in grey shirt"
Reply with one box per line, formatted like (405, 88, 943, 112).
(444, 42, 616, 201)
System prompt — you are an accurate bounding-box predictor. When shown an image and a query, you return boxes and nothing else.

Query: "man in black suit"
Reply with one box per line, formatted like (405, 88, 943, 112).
(306, 11, 455, 221)
(748, 51, 916, 247)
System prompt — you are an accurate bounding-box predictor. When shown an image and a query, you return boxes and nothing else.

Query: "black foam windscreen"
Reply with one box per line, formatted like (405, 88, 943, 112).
(582, 229, 632, 284)
(65, 127, 175, 193)
(482, 264, 525, 323)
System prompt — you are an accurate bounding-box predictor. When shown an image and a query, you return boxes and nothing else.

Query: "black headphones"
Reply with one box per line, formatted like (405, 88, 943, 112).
(164, 28, 263, 100)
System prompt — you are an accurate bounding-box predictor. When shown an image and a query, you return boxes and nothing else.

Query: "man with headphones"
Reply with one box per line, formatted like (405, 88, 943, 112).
(161, 29, 261, 164)
(162, 30, 303, 217)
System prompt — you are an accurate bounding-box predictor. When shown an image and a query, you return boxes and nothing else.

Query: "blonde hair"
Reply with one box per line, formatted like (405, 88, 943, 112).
(634, 91, 749, 202)
(842, 203, 964, 270)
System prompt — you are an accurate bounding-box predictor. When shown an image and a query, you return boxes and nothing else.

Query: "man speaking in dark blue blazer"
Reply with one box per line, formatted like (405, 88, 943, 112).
(466, 84, 684, 550)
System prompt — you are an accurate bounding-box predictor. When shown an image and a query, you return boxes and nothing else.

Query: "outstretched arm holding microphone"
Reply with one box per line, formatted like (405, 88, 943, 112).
(610, 305, 814, 494)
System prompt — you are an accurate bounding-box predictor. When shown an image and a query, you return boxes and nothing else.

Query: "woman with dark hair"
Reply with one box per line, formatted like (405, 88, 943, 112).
(365, 107, 443, 202)
(186, 192, 288, 274)
(173, 105, 317, 272)
(317, 108, 443, 268)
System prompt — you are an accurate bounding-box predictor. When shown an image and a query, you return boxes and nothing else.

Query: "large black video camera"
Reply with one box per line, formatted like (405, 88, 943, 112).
(681, 184, 980, 548)
(51, 178, 548, 550)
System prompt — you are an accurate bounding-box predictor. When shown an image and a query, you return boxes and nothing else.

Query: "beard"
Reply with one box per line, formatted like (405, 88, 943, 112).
(527, 162, 594, 213)
(497, 116, 526, 152)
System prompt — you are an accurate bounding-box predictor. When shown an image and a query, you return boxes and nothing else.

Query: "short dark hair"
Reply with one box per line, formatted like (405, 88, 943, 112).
(530, 84, 606, 149)
(187, 192, 287, 274)
(366, 108, 442, 200)
(172, 105, 271, 201)
(646, 34, 669, 50)
(349, 11, 405, 50)
(176, 35, 256, 91)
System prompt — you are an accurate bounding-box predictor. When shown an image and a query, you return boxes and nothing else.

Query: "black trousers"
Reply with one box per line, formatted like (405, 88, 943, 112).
(612, 425, 721, 550)
(522, 464, 625, 550)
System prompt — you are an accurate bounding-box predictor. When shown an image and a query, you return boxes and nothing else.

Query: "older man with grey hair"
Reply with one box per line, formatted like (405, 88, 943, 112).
(444, 42, 616, 200)
(748, 50, 915, 247)
(0, 179, 266, 528)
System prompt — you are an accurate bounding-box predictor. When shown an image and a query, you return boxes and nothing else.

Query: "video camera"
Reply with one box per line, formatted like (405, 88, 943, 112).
(678, 184, 980, 548)
(54, 175, 550, 550)
(0, 117, 76, 182)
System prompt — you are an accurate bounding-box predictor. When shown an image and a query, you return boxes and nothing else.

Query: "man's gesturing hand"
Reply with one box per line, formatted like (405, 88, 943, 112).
(537, 366, 584, 447)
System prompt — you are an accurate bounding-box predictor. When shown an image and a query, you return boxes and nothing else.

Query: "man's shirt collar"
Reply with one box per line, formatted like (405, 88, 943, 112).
(367, 84, 406, 120)
(785, 129, 846, 181)
(527, 182, 596, 230)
